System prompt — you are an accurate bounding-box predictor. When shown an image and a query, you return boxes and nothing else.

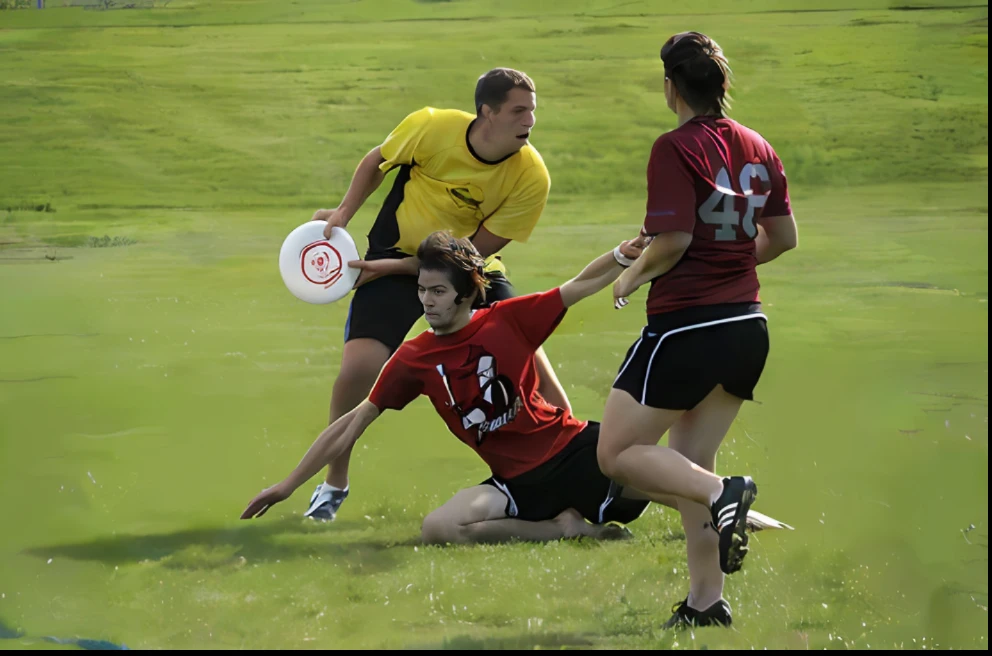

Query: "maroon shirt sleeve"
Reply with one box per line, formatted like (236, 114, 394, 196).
(763, 151, 792, 218)
(368, 346, 423, 411)
(494, 288, 567, 350)
(644, 136, 697, 235)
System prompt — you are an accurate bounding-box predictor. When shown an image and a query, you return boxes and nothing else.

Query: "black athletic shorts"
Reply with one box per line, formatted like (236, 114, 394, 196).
(481, 421, 650, 525)
(612, 302, 769, 410)
(343, 249, 515, 353)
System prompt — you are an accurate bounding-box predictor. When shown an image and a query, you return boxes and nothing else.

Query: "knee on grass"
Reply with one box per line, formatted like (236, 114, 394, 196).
(420, 512, 468, 545)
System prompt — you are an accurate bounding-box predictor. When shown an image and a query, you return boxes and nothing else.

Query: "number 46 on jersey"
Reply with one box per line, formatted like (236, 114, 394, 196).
(699, 164, 772, 241)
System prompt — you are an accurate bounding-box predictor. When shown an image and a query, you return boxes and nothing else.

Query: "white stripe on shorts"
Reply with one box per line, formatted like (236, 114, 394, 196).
(612, 333, 644, 385)
(491, 479, 519, 518)
(640, 313, 768, 406)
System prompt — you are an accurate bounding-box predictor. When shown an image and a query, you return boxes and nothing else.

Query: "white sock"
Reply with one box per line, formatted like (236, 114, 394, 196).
(708, 479, 725, 507)
(321, 483, 348, 495)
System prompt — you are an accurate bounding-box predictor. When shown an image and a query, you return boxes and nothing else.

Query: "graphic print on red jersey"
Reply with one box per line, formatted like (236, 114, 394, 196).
(367, 289, 586, 479)
(435, 345, 523, 444)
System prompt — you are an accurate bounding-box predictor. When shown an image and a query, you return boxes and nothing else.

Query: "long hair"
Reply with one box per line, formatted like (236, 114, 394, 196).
(417, 231, 490, 306)
(660, 31, 734, 116)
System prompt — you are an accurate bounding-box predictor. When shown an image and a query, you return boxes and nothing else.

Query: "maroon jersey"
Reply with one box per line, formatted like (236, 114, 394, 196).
(642, 116, 791, 315)
(368, 288, 586, 479)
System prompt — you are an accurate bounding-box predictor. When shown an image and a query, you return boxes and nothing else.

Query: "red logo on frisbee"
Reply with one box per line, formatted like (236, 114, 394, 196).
(301, 241, 343, 288)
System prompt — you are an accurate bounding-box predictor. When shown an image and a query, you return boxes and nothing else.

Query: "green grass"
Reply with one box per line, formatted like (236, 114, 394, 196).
(0, 0, 988, 650)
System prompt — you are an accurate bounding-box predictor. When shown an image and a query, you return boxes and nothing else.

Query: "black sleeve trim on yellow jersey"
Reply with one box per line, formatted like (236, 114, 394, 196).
(465, 119, 515, 166)
(367, 163, 414, 255)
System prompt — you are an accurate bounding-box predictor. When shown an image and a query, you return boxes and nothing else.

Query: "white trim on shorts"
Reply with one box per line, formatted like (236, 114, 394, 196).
(614, 313, 768, 406)
(614, 336, 644, 383)
(598, 480, 622, 524)
(598, 493, 614, 524)
(490, 478, 519, 517)
(598, 480, 650, 525)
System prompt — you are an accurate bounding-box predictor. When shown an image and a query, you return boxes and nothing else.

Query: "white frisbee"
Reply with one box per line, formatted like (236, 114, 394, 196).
(279, 221, 361, 304)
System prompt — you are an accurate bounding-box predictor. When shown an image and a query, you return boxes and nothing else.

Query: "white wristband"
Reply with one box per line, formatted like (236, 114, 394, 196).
(613, 245, 635, 268)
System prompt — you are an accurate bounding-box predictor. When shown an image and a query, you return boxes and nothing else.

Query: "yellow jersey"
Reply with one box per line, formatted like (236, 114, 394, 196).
(368, 107, 550, 273)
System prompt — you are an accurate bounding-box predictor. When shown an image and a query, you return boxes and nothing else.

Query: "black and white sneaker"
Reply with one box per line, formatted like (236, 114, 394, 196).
(709, 476, 758, 574)
(304, 483, 349, 521)
(662, 597, 733, 629)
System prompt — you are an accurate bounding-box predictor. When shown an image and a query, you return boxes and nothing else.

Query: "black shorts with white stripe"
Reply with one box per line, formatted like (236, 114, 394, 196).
(480, 421, 649, 525)
(613, 302, 769, 411)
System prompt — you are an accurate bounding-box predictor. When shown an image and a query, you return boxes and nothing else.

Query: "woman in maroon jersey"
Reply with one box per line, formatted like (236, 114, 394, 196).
(596, 32, 799, 629)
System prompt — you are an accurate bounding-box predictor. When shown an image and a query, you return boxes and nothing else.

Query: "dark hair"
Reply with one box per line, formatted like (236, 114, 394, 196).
(474, 68, 536, 116)
(660, 31, 733, 116)
(417, 231, 490, 306)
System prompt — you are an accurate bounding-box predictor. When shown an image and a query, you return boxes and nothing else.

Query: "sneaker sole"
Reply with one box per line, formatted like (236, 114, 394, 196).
(723, 480, 757, 574)
(304, 497, 337, 521)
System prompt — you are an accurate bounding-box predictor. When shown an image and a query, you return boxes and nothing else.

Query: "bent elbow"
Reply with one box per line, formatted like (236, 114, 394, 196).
(771, 229, 798, 255)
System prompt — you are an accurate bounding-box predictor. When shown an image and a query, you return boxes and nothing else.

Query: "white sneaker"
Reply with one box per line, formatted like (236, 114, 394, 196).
(304, 483, 349, 521)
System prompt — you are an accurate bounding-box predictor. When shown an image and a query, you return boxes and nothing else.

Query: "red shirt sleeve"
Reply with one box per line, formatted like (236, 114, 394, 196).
(368, 347, 423, 411)
(644, 136, 697, 235)
(493, 288, 567, 351)
(763, 152, 792, 218)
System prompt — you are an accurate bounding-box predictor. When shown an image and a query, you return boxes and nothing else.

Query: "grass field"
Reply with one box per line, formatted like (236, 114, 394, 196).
(0, 0, 988, 650)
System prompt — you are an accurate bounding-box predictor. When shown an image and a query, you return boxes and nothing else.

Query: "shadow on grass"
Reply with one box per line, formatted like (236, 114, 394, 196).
(22, 517, 422, 574)
(0, 619, 22, 640)
(0, 617, 127, 650)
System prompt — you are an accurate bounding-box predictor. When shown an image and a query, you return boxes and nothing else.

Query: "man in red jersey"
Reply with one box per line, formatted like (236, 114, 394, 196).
(241, 230, 790, 544)
(597, 32, 799, 629)
(241, 230, 653, 543)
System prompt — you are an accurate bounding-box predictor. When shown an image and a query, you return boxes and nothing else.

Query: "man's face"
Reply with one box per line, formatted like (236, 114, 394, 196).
(418, 269, 472, 332)
(485, 87, 537, 154)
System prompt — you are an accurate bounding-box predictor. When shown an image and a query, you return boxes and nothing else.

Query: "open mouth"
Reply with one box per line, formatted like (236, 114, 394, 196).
(516, 131, 531, 140)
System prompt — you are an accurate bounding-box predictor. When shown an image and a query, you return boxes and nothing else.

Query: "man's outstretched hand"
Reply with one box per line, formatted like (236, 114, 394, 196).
(241, 483, 293, 519)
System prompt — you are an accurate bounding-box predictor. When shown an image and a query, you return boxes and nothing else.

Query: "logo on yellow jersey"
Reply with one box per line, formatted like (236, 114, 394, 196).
(447, 184, 485, 217)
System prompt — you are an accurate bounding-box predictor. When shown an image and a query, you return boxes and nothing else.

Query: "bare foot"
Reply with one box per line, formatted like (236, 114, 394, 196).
(592, 522, 634, 541)
(553, 508, 593, 538)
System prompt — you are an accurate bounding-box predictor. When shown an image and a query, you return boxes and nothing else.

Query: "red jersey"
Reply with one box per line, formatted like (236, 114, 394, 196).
(642, 116, 791, 315)
(367, 288, 586, 479)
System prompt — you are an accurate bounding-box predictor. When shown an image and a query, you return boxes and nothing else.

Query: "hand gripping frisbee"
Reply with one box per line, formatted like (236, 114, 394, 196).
(279, 221, 360, 304)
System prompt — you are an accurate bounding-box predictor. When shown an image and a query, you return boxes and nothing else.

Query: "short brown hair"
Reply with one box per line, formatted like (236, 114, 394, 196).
(417, 231, 490, 306)
(474, 68, 536, 116)
(660, 32, 733, 116)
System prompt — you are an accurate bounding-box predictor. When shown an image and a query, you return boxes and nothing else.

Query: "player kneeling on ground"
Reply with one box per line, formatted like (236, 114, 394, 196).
(242, 231, 788, 544)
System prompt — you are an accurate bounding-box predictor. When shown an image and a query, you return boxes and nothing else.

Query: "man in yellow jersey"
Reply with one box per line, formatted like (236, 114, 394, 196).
(304, 68, 570, 520)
